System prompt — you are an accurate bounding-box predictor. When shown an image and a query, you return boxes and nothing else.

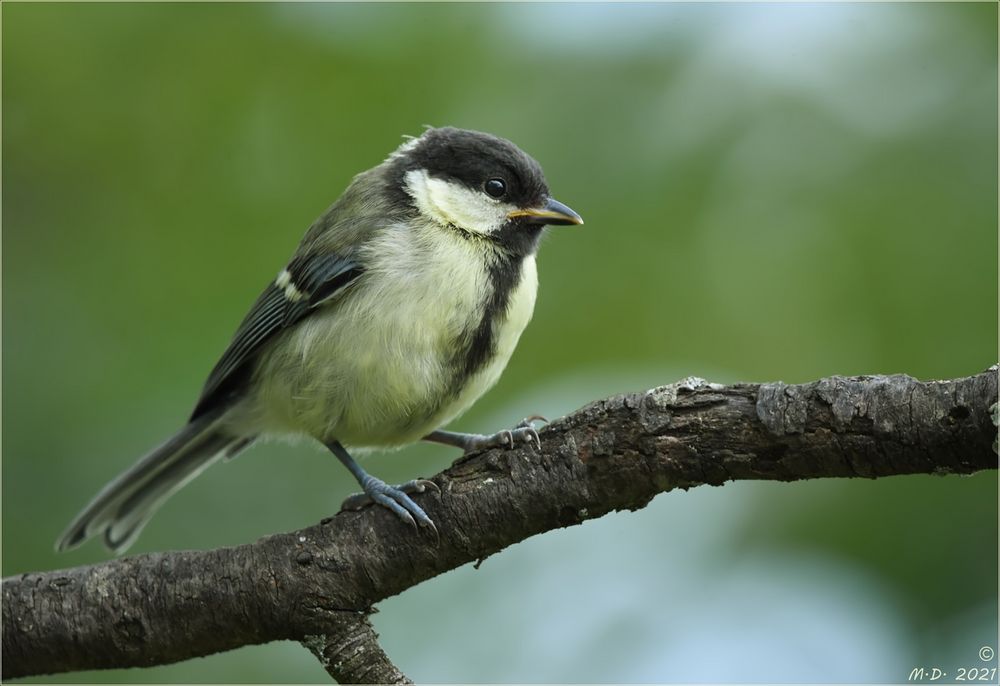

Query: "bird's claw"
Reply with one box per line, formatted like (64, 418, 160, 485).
(504, 426, 540, 451)
(464, 416, 547, 453)
(515, 415, 547, 450)
(341, 477, 438, 535)
(518, 414, 549, 428)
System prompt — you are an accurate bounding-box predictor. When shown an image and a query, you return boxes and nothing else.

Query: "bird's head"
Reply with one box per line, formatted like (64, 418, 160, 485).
(387, 127, 582, 249)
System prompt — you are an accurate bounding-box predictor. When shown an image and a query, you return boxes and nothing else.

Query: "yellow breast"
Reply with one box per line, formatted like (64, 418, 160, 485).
(246, 224, 538, 450)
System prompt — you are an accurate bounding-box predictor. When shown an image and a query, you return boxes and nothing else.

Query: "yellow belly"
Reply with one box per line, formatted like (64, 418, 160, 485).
(244, 239, 538, 449)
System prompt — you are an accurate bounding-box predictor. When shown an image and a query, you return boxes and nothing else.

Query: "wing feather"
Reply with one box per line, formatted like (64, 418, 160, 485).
(190, 253, 363, 419)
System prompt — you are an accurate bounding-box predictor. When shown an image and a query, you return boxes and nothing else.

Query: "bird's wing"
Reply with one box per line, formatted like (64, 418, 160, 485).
(190, 252, 364, 420)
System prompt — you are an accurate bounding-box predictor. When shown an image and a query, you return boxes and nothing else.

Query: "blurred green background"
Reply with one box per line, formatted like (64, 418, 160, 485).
(3, 3, 997, 683)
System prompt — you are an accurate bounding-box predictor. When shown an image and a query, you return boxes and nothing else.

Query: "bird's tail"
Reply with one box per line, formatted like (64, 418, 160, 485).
(56, 409, 249, 554)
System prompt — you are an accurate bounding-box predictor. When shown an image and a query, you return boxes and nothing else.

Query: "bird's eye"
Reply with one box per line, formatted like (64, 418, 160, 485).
(484, 178, 507, 199)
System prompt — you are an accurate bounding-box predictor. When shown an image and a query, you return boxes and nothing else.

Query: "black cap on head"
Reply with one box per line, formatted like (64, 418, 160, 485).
(398, 127, 551, 210)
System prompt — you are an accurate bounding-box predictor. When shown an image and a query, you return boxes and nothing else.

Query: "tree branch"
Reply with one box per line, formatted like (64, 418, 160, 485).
(304, 612, 412, 684)
(3, 368, 997, 681)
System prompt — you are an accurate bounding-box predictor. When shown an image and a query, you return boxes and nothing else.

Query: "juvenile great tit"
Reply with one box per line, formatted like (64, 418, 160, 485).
(57, 126, 583, 554)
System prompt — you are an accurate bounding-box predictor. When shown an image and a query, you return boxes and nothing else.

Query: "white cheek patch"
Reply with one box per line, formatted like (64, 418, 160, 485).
(404, 169, 513, 235)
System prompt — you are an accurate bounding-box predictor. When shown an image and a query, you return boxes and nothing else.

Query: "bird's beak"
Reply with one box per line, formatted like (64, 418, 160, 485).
(508, 197, 584, 226)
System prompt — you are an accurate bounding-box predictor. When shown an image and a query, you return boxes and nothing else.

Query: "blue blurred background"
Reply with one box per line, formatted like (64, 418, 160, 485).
(3, 3, 997, 682)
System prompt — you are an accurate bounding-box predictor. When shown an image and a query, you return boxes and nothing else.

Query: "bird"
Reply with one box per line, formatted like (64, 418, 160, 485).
(56, 126, 583, 554)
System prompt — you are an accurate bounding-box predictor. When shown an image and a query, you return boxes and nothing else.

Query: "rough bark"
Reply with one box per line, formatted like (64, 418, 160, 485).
(303, 613, 413, 684)
(3, 368, 997, 681)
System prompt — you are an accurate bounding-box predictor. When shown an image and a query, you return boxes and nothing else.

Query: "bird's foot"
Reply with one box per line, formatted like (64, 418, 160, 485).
(340, 477, 439, 534)
(426, 415, 548, 456)
(466, 415, 547, 452)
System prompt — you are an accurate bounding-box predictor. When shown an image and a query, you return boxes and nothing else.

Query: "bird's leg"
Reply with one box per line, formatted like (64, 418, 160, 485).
(327, 440, 438, 533)
(423, 415, 547, 454)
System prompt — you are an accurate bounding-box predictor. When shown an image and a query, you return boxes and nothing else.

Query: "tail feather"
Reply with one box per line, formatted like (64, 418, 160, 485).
(102, 432, 233, 552)
(56, 411, 247, 554)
